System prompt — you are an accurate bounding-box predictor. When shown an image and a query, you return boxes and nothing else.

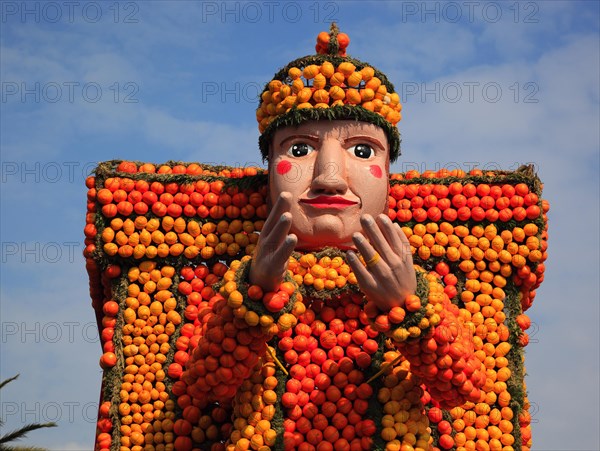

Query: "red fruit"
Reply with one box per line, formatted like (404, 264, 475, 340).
(374, 315, 389, 332)
(480, 196, 495, 210)
(101, 327, 114, 343)
(448, 182, 463, 195)
(282, 392, 298, 408)
(470, 206, 486, 221)
(297, 351, 310, 374)
(437, 198, 451, 211)
(265, 293, 286, 312)
(435, 261, 450, 276)
(117, 161, 137, 173)
(362, 339, 378, 355)
(410, 196, 423, 209)
(355, 352, 371, 369)
(150, 181, 165, 194)
(141, 190, 157, 205)
(502, 184, 516, 197)
(439, 433, 454, 449)
(438, 420, 452, 435)
(337, 32, 350, 49)
(97, 417, 112, 432)
(466, 196, 480, 208)
(328, 346, 345, 361)
(133, 202, 148, 215)
(513, 206, 527, 221)
(515, 183, 529, 196)
(390, 184, 405, 199)
(485, 208, 499, 222)
(320, 331, 337, 349)
(325, 385, 342, 402)
(526, 204, 541, 219)
(432, 184, 449, 198)
(444, 285, 457, 299)
(151, 201, 167, 217)
(168, 363, 183, 379)
(516, 314, 531, 330)
(490, 185, 502, 199)
(499, 208, 513, 222)
(428, 406, 443, 423)
(102, 300, 119, 316)
(311, 348, 327, 365)
(457, 206, 471, 221)
(284, 349, 298, 364)
(510, 194, 524, 207)
(427, 206, 442, 221)
(317, 31, 330, 45)
(100, 352, 117, 369)
(167, 203, 182, 217)
(105, 265, 121, 278)
(351, 329, 368, 345)
(462, 183, 477, 197)
(404, 294, 422, 312)
(413, 208, 427, 222)
(423, 194, 438, 208)
(476, 184, 490, 197)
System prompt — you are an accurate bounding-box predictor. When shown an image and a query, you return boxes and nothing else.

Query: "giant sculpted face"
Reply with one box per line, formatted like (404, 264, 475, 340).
(268, 120, 390, 250)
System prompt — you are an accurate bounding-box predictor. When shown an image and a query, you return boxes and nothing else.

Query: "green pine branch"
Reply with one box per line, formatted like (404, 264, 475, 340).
(0, 375, 58, 451)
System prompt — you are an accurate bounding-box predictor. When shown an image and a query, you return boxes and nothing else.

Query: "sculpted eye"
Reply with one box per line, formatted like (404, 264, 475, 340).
(348, 144, 374, 159)
(287, 143, 314, 158)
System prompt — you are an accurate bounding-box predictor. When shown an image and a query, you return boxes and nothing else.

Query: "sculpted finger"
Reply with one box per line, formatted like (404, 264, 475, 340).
(352, 232, 393, 287)
(259, 212, 293, 255)
(360, 214, 395, 260)
(347, 250, 376, 292)
(271, 234, 297, 273)
(262, 192, 293, 238)
(376, 214, 405, 260)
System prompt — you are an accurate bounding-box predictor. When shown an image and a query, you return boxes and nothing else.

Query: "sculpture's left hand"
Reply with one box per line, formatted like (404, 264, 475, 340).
(347, 213, 417, 311)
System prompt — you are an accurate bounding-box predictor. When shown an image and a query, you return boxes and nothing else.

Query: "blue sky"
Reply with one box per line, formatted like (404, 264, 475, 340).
(0, 1, 598, 449)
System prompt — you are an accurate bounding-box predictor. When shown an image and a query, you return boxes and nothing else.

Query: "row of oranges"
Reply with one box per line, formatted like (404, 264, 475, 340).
(257, 62, 402, 133)
(388, 181, 544, 224)
(99, 216, 264, 261)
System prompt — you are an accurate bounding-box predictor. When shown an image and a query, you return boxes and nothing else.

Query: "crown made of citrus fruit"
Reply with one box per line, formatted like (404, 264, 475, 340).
(257, 23, 402, 162)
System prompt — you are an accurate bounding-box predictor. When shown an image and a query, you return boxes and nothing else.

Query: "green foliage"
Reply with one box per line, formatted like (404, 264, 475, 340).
(0, 375, 57, 451)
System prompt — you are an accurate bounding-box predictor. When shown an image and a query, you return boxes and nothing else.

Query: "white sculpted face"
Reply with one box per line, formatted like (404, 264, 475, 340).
(268, 120, 390, 250)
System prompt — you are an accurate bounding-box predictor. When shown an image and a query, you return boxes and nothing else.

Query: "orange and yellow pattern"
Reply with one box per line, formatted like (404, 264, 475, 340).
(85, 161, 547, 451)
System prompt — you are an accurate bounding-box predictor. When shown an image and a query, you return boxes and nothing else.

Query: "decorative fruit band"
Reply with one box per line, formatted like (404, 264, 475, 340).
(257, 23, 402, 162)
(84, 160, 547, 451)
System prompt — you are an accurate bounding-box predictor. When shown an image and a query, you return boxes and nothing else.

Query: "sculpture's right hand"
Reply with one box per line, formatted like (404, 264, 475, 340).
(248, 192, 297, 292)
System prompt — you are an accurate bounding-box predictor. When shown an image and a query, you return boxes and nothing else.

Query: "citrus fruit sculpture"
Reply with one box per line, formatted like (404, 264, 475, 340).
(85, 25, 548, 451)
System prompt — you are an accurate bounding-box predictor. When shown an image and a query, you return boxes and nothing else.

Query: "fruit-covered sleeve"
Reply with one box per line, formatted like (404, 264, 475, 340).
(368, 267, 486, 409)
(179, 256, 303, 405)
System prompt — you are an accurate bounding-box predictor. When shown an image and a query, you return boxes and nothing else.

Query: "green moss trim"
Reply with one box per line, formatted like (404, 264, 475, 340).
(385, 269, 431, 337)
(105, 274, 129, 451)
(228, 258, 299, 320)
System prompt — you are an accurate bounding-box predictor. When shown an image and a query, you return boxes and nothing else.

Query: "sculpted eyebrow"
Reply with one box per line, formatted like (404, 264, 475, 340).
(278, 134, 319, 148)
(343, 135, 385, 149)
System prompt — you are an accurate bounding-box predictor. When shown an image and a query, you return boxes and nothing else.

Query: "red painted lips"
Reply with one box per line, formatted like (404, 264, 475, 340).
(300, 196, 358, 209)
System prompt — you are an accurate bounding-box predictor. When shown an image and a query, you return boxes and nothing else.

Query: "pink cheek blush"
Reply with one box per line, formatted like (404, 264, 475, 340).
(369, 165, 383, 178)
(277, 160, 292, 175)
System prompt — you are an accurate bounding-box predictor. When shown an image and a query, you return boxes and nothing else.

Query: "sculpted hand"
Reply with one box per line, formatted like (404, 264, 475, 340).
(347, 213, 417, 311)
(249, 192, 298, 292)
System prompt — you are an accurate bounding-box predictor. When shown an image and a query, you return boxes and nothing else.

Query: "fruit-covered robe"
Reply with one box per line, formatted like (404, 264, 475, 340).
(174, 250, 486, 451)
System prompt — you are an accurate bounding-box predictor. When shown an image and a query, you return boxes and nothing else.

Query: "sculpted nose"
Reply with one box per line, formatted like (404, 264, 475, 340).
(310, 139, 349, 194)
